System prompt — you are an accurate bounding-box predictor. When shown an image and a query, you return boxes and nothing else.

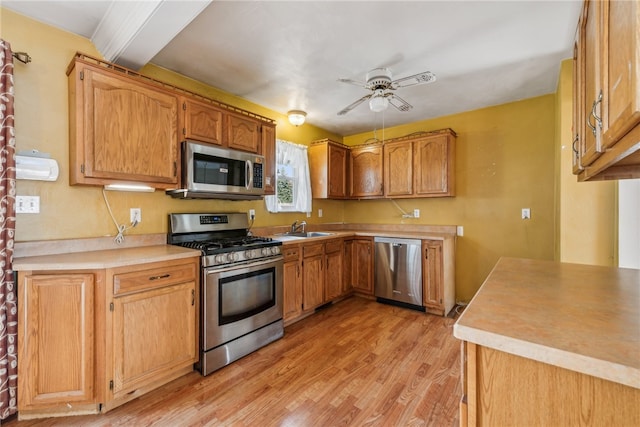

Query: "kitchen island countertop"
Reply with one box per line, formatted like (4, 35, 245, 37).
(453, 257, 640, 389)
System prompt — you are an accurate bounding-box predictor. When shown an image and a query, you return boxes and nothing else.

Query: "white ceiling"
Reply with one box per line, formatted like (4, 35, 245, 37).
(3, 0, 582, 136)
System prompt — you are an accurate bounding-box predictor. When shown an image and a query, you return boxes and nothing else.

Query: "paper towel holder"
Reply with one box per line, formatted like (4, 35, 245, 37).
(16, 150, 59, 181)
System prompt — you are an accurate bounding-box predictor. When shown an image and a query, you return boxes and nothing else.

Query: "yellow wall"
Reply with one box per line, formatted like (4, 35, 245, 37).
(555, 59, 617, 266)
(344, 96, 557, 301)
(2, 8, 342, 241)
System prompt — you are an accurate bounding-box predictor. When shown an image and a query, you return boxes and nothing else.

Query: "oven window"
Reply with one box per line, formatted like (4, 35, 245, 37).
(218, 267, 276, 325)
(194, 153, 246, 186)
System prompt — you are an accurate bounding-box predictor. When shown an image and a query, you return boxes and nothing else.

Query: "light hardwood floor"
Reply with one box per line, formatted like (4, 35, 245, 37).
(6, 297, 462, 426)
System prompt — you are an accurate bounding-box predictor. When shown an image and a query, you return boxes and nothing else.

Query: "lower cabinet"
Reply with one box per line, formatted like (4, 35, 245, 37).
(351, 237, 374, 295)
(460, 342, 640, 426)
(302, 243, 325, 310)
(324, 239, 345, 301)
(18, 273, 98, 415)
(17, 256, 199, 419)
(422, 238, 456, 316)
(282, 244, 303, 324)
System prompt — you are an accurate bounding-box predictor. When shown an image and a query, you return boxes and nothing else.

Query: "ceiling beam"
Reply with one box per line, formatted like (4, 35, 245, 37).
(91, 0, 211, 70)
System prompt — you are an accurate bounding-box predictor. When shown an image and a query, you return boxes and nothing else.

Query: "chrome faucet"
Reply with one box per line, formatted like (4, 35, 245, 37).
(290, 220, 307, 234)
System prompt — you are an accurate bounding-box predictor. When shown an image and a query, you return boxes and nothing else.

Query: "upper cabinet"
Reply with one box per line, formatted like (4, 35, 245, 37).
(67, 53, 276, 190)
(182, 97, 223, 146)
(574, 0, 640, 181)
(349, 143, 383, 198)
(309, 129, 455, 200)
(309, 139, 349, 199)
(68, 58, 179, 189)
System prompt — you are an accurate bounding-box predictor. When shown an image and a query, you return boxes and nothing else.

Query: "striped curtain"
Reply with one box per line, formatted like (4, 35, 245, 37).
(0, 39, 17, 420)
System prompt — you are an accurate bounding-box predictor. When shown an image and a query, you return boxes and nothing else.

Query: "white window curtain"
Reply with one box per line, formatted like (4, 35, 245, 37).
(265, 139, 312, 213)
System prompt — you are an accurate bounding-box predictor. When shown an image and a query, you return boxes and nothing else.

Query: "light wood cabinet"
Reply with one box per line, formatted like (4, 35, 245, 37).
(302, 243, 325, 310)
(383, 139, 414, 197)
(260, 123, 277, 194)
(349, 143, 384, 198)
(18, 273, 97, 414)
(422, 238, 456, 316)
(414, 133, 455, 197)
(343, 239, 354, 294)
(574, 0, 640, 181)
(460, 342, 640, 426)
(351, 237, 374, 295)
(309, 139, 349, 199)
(181, 97, 223, 146)
(324, 239, 345, 301)
(67, 58, 179, 189)
(282, 244, 303, 324)
(226, 113, 261, 153)
(17, 255, 199, 419)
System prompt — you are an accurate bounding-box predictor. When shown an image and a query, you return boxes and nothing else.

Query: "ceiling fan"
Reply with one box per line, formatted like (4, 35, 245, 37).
(337, 67, 436, 116)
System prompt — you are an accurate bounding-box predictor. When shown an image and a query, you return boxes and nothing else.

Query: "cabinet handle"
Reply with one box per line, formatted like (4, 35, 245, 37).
(149, 274, 170, 281)
(191, 289, 195, 306)
(425, 249, 429, 260)
(592, 91, 603, 129)
(572, 134, 579, 155)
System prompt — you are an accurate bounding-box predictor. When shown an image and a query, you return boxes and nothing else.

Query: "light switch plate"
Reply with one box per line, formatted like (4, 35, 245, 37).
(16, 195, 40, 213)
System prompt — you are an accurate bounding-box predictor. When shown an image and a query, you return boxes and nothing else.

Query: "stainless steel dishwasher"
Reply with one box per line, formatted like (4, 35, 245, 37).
(374, 237, 425, 311)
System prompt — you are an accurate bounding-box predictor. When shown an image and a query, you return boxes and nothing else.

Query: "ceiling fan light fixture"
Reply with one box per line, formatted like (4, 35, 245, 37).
(369, 95, 389, 113)
(287, 110, 307, 126)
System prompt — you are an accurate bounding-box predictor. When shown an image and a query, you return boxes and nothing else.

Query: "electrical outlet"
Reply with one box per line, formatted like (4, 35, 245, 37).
(318, 209, 323, 218)
(249, 209, 255, 220)
(16, 195, 40, 213)
(521, 208, 531, 220)
(130, 208, 141, 224)
(413, 209, 420, 218)
(457, 226, 464, 236)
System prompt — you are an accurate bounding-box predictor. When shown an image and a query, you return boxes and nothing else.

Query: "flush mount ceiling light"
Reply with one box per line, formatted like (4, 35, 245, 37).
(287, 110, 307, 126)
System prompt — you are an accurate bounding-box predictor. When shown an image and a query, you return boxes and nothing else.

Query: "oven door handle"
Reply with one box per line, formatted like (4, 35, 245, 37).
(246, 160, 253, 190)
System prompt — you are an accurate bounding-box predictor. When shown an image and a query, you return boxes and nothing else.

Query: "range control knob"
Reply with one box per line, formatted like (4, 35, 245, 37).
(214, 254, 225, 264)
(244, 249, 254, 259)
(271, 246, 281, 255)
(261, 247, 270, 256)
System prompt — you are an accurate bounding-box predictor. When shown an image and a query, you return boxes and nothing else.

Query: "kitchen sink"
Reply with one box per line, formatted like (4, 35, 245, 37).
(274, 231, 335, 240)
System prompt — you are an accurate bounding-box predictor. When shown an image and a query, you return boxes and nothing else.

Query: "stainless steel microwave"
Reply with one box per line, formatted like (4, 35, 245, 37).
(166, 141, 265, 200)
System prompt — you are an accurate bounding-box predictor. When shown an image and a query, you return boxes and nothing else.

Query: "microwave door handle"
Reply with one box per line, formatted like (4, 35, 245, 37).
(246, 160, 253, 190)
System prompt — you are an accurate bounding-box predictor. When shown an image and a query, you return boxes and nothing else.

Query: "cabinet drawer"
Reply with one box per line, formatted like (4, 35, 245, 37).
(114, 262, 196, 296)
(283, 245, 301, 262)
(303, 243, 324, 258)
(325, 238, 342, 253)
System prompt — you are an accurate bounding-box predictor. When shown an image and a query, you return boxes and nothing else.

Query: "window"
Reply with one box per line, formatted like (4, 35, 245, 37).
(265, 139, 312, 213)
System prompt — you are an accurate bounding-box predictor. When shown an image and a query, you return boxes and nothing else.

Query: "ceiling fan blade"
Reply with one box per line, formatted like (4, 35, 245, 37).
(337, 78, 368, 88)
(387, 93, 413, 112)
(390, 71, 436, 89)
(337, 94, 372, 115)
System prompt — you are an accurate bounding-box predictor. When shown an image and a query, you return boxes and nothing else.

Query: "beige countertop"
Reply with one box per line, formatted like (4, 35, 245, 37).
(453, 257, 640, 389)
(269, 229, 456, 244)
(13, 244, 200, 271)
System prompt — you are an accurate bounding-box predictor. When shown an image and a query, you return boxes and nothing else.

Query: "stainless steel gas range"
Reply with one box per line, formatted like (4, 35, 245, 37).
(168, 212, 283, 376)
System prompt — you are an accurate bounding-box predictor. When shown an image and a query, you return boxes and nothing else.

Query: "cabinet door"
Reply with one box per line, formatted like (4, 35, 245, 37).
(352, 238, 373, 295)
(414, 134, 454, 197)
(283, 259, 302, 322)
(423, 240, 444, 311)
(183, 98, 223, 145)
(226, 114, 260, 153)
(580, 0, 604, 166)
(325, 243, 344, 301)
(261, 123, 277, 194)
(77, 65, 178, 186)
(302, 254, 324, 310)
(112, 281, 196, 397)
(572, 38, 585, 174)
(19, 274, 95, 409)
(343, 239, 354, 294)
(601, 0, 640, 148)
(350, 144, 384, 198)
(328, 144, 349, 198)
(384, 140, 413, 197)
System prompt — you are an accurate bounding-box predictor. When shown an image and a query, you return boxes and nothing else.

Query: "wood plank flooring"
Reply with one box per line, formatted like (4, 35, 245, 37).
(5, 297, 461, 426)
